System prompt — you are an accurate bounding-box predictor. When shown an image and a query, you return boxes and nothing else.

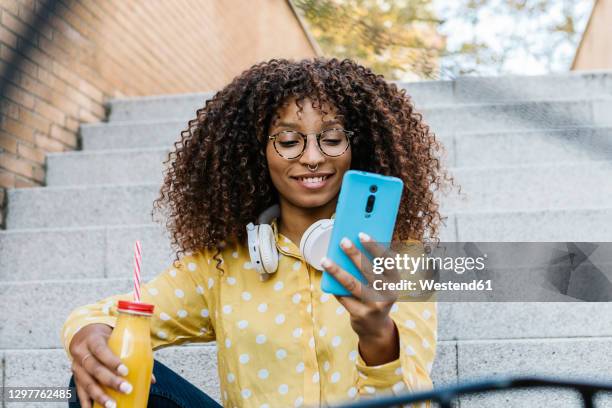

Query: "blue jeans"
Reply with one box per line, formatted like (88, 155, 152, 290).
(68, 359, 221, 407)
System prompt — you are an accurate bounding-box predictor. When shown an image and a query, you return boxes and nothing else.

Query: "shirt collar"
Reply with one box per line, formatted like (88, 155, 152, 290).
(270, 217, 302, 259)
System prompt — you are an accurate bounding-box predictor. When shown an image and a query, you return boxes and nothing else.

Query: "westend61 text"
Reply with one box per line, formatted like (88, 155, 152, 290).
(373, 279, 493, 291)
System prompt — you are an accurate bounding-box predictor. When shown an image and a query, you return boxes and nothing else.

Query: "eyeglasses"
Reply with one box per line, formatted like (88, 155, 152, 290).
(268, 128, 353, 160)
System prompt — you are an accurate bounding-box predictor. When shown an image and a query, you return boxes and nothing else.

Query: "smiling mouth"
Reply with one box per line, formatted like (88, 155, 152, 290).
(290, 174, 333, 189)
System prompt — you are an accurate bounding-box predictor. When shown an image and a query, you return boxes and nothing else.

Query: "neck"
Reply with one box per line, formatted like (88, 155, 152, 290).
(277, 198, 337, 246)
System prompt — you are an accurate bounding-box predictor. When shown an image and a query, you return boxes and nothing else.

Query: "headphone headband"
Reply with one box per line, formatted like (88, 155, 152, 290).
(246, 204, 333, 279)
(257, 204, 280, 224)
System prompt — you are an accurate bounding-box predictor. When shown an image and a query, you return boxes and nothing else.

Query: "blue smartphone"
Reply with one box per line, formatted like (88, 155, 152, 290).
(321, 170, 404, 296)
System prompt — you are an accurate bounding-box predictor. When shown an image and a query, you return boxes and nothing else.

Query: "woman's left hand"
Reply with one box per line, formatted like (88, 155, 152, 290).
(320, 232, 401, 365)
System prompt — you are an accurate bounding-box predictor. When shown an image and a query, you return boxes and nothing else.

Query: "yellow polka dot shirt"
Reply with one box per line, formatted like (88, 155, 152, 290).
(62, 219, 437, 407)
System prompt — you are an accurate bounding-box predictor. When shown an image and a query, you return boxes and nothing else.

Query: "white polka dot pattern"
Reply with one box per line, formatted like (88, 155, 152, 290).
(276, 349, 287, 360)
(61, 243, 437, 408)
(331, 336, 342, 347)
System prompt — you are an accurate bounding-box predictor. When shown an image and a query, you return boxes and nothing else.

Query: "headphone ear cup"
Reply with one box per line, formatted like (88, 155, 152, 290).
(300, 219, 334, 271)
(257, 224, 279, 274)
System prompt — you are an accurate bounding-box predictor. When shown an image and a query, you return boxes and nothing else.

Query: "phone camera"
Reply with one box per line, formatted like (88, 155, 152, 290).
(365, 194, 376, 213)
(369, 185, 378, 193)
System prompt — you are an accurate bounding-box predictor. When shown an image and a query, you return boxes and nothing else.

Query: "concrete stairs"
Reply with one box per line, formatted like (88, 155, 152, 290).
(1, 71, 612, 407)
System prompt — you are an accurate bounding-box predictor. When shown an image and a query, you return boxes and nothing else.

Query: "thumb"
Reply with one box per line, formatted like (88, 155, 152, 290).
(151, 373, 156, 384)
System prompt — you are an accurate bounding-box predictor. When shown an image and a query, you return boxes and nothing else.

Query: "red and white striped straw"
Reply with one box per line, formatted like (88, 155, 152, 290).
(133, 240, 142, 302)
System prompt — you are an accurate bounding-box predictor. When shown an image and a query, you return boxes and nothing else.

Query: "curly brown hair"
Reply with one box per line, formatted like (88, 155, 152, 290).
(152, 57, 458, 270)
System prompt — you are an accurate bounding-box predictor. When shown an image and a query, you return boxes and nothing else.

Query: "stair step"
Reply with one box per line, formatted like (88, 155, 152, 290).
(403, 71, 612, 105)
(3, 206, 611, 283)
(0, 343, 458, 407)
(107, 92, 214, 122)
(454, 207, 612, 241)
(49, 128, 612, 186)
(1, 346, 222, 406)
(5, 211, 612, 283)
(452, 126, 612, 167)
(84, 99, 612, 155)
(423, 98, 612, 133)
(80, 118, 449, 152)
(105, 72, 612, 122)
(442, 161, 612, 212)
(100, 99, 612, 141)
(1, 276, 611, 349)
(4, 338, 609, 407)
(456, 337, 612, 407)
(0, 221, 449, 282)
(81, 119, 185, 151)
(9, 162, 612, 228)
(4, 189, 612, 239)
(47, 147, 171, 186)
(6, 183, 160, 229)
(0, 224, 174, 282)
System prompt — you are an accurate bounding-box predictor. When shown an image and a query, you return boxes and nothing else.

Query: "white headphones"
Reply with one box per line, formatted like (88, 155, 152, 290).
(246, 204, 334, 281)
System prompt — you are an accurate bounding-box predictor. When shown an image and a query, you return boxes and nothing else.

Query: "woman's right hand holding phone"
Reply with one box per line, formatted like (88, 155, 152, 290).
(68, 323, 146, 408)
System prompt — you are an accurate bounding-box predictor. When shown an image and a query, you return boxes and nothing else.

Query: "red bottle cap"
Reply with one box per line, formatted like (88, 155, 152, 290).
(117, 300, 155, 315)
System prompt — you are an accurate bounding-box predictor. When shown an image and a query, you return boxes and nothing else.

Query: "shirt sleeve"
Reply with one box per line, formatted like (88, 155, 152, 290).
(353, 299, 437, 407)
(61, 251, 216, 360)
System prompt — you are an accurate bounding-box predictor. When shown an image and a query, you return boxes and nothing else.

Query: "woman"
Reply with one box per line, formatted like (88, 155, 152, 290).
(62, 57, 455, 408)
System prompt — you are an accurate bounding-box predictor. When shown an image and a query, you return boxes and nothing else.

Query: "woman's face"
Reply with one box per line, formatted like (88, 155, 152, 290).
(266, 97, 352, 209)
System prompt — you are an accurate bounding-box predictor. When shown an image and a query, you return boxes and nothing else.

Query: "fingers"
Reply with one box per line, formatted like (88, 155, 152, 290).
(357, 232, 390, 259)
(339, 237, 376, 282)
(334, 294, 367, 316)
(83, 338, 132, 394)
(354, 234, 407, 301)
(321, 256, 367, 300)
(75, 381, 92, 408)
(151, 373, 157, 384)
(72, 362, 115, 408)
(88, 336, 125, 376)
(82, 353, 131, 395)
(338, 236, 399, 302)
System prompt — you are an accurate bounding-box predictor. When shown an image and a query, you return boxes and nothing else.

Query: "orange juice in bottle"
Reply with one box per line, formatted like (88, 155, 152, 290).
(93, 300, 155, 408)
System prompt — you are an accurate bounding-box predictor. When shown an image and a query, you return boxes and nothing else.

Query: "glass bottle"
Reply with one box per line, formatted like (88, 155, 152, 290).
(93, 300, 155, 408)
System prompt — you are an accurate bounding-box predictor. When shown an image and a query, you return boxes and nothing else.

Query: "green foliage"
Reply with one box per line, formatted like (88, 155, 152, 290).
(291, 0, 445, 80)
(291, 0, 593, 79)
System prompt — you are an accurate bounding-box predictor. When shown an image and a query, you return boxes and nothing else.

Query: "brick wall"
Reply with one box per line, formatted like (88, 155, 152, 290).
(0, 0, 318, 189)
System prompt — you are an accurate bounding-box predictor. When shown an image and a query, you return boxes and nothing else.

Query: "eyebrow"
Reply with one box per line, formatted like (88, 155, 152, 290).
(274, 119, 343, 129)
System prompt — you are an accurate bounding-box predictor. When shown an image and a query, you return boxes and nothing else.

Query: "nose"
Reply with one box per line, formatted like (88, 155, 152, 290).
(299, 134, 325, 166)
